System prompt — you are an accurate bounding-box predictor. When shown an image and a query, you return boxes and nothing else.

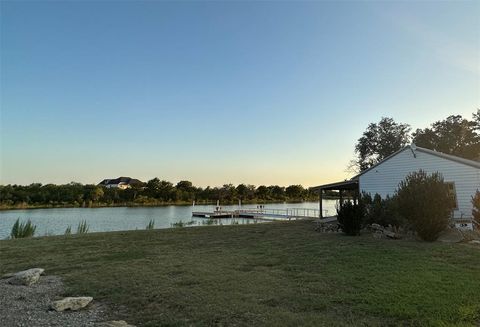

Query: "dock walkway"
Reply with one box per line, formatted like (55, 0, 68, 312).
(192, 207, 337, 222)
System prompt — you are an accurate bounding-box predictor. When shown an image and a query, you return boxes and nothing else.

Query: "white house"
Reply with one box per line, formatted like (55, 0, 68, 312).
(313, 145, 480, 229)
(98, 177, 144, 189)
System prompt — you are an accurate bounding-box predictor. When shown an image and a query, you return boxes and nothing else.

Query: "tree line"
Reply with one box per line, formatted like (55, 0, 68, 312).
(0, 181, 331, 209)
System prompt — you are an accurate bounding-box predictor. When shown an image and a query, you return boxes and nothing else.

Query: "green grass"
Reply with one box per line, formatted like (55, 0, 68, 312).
(1, 221, 479, 326)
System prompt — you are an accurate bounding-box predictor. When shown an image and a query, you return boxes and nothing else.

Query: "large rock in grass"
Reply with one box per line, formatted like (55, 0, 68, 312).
(51, 297, 93, 312)
(438, 227, 464, 243)
(8, 268, 45, 286)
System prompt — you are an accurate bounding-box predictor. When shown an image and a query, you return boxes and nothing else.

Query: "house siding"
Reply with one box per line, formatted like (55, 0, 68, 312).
(359, 148, 480, 219)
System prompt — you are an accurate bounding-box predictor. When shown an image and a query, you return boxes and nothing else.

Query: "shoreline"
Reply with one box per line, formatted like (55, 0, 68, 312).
(0, 197, 339, 211)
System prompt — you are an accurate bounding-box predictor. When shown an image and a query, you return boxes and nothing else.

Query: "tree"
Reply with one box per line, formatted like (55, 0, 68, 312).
(269, 185, 286, 200)
(355, 117, 411, 172)
(472, 190, 480, 226)
(285, 185, 305, 200)
(473, 109, 480, 132)
(236, 184, 248, 200)
(84, 185, 104, 203)
(255, 185, 270, 200)
(145, 178, 161, 199)
(395, 170, 453, 241)
(413, 114, 480, 161)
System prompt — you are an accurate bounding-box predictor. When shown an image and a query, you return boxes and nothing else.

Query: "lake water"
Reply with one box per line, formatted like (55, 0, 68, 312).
(0, 200, 338, 239)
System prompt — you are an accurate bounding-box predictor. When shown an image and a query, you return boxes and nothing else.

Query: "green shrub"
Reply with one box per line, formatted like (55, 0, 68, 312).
(173, 220, 186, 228)
(337, 201, 363, 236)
(362, 193, 406, 228)
(10, 218, 37, 239)
(76, 220, 89, 234)
(64, 225, 72, 235)
(395, 170, 452, 241)
(473, 190, 480, 227)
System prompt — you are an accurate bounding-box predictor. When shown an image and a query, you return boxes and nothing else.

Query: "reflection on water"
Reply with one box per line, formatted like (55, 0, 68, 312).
(0, 201, 338, 238)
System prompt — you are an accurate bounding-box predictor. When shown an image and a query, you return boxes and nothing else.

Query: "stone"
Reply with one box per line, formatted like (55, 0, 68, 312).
(438, 227, 464, 243)
(8, 268, 45, 286)
(97, 321, 136, 327)
(469, 240, 480, 245)
(369, 224, 401, 239)
(1, 273, 15, 279)
(50, 297, 93, 312)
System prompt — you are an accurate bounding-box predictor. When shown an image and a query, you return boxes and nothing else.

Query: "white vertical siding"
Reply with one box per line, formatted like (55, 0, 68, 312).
(359, 148, 480, 219)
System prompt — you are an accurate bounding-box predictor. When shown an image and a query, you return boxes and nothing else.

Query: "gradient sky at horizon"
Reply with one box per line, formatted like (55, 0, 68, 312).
(1, 1, 479, 187)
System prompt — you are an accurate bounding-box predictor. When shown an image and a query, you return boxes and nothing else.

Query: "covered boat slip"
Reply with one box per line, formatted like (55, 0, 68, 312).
(311, 179, 359, 219)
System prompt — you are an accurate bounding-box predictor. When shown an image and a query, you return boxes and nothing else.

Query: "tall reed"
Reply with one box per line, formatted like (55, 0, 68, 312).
(76, 220, 89, 234)
(146, 219, 155, 230)
(10, 218, 37, 239)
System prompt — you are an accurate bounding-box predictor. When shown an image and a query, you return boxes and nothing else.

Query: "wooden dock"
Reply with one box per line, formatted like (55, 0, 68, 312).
(192, 207, 337, 222)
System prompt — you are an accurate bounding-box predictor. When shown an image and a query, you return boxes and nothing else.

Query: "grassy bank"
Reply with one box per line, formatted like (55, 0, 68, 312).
(1, 221, 479, 326)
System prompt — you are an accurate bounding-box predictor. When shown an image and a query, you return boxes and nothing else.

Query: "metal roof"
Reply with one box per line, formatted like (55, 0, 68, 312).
(310, 179, 358, 192)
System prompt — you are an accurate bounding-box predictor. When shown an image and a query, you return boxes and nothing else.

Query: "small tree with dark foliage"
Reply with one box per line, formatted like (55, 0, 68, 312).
(362, 193, 406, 228)
(395, 170, 453, 241)
(337, 200, 364, 236)
(472, 190, 480, 227)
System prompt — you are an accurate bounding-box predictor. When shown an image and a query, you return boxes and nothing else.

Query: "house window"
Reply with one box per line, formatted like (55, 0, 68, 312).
(446, 182, 458, 210)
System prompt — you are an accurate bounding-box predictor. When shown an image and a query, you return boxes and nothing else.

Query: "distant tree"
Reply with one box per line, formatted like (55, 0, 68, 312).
(145, 178, 161, 199)
(413, 114, 480, 161)
(285, 185, 305, 200)
(84, 185, 104, 203)
(255, 185, 270, 200)
(219, 184, 236, 202)
(269, 185, 286, 200)
(473, 109, 480, 132)
(158, 180, 175, 201)
(355, 117, 411, 172)
(236, 184, 249, 200)
(176, 180, 195, 201)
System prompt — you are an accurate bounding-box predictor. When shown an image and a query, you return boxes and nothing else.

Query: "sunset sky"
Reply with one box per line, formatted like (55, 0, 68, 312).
(1, 1, 478, 187)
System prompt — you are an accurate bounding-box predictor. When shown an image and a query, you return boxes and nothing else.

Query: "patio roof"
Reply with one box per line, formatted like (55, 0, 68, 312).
(311, 178, 359, 192)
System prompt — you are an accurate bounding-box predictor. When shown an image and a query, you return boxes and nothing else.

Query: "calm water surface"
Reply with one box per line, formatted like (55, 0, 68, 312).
(0, 201, 338, 239)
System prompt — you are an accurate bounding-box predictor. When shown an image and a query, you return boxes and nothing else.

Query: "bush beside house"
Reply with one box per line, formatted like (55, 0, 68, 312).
(339, 170, 455, 241)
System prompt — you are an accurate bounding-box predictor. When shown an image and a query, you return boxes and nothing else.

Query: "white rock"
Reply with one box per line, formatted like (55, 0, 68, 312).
(438, 227, 464, 243)
(8, 268, 45, 286)
(51, 296, 93, 311)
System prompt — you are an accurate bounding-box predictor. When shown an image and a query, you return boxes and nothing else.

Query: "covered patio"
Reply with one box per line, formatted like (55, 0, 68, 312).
(311, 179, 359, 218)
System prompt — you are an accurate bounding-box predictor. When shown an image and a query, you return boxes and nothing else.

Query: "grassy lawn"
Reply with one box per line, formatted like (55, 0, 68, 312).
(1, 220, 479, 326)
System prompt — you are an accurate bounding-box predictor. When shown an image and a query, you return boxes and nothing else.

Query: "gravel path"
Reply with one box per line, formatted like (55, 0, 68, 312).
(0, 275, 107, 327)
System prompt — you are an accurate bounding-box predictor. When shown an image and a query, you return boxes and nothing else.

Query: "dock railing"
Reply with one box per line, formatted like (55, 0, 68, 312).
(237, 208, 321, 219)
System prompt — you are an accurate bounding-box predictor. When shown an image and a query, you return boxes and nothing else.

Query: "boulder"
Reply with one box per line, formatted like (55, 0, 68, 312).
(438, 227, 464, 243)
(51, 296, 93, 312)
(370, 224, 401, 239)
(97, 321, 136, 327)
(8, 268, 45, 286)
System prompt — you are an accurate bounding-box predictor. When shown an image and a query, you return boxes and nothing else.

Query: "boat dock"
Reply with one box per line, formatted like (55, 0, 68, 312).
(192, 207, 337, 222)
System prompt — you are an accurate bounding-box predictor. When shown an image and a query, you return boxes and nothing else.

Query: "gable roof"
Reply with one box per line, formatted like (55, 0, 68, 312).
(98, 177, 143, 186)
(312, 145, 480, 191)
(353, 145, 480, 179)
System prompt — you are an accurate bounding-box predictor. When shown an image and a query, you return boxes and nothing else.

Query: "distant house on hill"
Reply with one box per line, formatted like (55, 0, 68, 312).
(313, 144, 480, 229)
(98, 177, 144, 189)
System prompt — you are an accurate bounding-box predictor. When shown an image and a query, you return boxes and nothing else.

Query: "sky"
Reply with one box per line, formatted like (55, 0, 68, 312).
(1, 1, 479, 187)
